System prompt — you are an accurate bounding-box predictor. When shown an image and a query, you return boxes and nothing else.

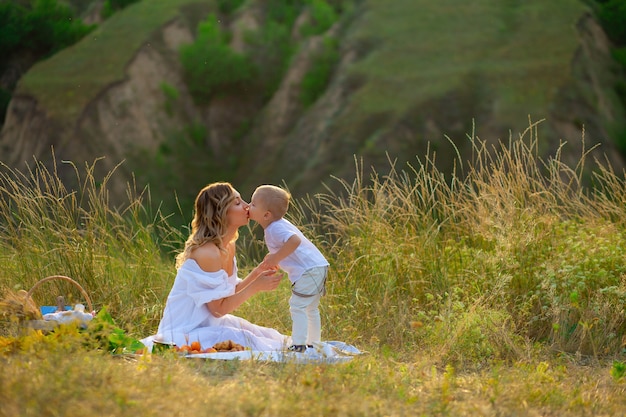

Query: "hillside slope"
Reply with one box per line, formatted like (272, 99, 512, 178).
(0, 0, 623, 212)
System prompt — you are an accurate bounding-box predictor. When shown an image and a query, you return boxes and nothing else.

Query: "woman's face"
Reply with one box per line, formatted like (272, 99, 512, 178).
(225, 190, 250, 229)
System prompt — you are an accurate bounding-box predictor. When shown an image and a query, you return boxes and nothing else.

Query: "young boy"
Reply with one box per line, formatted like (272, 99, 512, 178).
(248, 185, 329, 353)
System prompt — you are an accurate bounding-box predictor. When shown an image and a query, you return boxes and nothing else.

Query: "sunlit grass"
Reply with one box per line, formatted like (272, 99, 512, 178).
(1, 121, 625, 415)
(312, 121, 625, 364)
(0, 156, 180, 335)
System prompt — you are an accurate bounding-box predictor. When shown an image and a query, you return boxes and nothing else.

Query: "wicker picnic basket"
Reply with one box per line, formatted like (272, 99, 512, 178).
(23, 275, 94, 331)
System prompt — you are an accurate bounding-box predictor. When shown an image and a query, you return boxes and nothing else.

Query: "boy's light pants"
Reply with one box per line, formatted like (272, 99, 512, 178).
(290, 266, 327, 346)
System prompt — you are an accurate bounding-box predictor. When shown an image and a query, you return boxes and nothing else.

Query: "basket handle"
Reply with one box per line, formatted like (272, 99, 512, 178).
(26, 275, 93, 313)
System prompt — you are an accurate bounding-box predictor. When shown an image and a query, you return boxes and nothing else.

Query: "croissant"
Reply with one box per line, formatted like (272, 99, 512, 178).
(212, 340, 245, 351)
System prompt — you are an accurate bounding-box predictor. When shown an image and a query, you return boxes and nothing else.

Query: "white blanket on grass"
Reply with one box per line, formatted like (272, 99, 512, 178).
(141, 337, 362, 363)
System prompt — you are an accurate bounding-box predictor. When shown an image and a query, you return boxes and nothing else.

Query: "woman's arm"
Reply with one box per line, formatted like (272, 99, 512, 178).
(194, 241, 282, 317)
(208, 268, 282, 317)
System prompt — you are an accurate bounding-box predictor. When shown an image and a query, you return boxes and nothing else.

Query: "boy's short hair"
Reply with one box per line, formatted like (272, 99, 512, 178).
(255, 185, 291, 218)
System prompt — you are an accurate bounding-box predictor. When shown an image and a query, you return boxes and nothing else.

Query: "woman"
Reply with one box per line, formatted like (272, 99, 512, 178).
(145, 182, 289, 352)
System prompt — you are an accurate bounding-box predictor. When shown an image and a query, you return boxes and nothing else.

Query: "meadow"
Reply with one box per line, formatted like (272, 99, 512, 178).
(0, 122, 625, 416)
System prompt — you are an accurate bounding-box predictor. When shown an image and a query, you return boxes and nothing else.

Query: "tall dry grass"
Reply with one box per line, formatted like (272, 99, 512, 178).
(293, 121, 626, 366)
(0, 124, 625, 416)
(0, 122, 624, 365)
(0, 156, 180, 335)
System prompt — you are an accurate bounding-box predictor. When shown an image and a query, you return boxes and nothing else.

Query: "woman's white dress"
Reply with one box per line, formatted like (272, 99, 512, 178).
(143, 258, 289, 351)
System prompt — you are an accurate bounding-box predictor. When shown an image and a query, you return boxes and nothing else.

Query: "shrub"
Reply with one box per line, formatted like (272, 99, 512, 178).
(160, 82, 179, 117)
(180, 14, 256, 104)
(597, 0, 626, 46)
(23, 0, 95, 56)
(217, 0, 245, 14)
(101, 0, 141, 19)
(265, 0, 308, 28)
(244, 20, 293, 100)
(300, 0, 338, 37)
(300, 35, 339, 107)
(0, 0, 94, 64)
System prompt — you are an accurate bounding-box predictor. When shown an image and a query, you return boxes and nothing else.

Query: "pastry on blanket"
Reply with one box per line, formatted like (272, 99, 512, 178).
(212, 340, 245, 351)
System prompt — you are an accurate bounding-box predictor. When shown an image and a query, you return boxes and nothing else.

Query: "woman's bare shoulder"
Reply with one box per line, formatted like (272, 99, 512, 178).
(190, 242, 222, 272)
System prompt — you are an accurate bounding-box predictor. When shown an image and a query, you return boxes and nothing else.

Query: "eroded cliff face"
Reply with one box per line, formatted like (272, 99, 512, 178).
(548, 12, 625, 171)
(73, 18, 200, 194)
(236, 9, 626, 197)
(0, 3, 624, 207)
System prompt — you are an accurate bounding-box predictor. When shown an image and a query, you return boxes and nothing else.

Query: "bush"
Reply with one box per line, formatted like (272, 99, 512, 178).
(0, 0, 94, 63)
(597, 0, 626, 46)
(244, 20, 293, 100)
(160, 82, 179, 117)
(217, 0, 245, 14)
(101, 0, 141, 19)
(265, 0, 308, 28)
(22, 0, 95, 56)
(300, 0, 338, 37)
(180, 14, 256, 104)
(300, 35, 339, 107)
(0, 0, 94, 130)
(0, 3, 25, 65)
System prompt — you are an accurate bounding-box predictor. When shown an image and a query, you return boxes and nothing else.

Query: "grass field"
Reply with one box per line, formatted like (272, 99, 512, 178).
(0, 121, 625, 415)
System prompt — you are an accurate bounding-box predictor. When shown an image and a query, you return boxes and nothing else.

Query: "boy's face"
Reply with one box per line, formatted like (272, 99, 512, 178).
(248, 191, 269, 224)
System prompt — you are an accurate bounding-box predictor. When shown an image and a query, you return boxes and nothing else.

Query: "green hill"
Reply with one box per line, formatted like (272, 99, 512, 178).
(17, 0, 214, 123)
(2, 0, 624, 217)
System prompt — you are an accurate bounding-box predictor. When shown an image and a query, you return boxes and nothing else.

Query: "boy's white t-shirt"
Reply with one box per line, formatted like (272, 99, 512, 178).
(264, 218, 329, 284)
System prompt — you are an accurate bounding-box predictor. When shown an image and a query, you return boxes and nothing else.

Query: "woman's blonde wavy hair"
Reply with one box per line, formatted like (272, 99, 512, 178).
(175, 182, 237, 268)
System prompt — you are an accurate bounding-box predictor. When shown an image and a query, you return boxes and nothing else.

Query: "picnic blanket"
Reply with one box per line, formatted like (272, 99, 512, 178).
(140, 336, 362, 363)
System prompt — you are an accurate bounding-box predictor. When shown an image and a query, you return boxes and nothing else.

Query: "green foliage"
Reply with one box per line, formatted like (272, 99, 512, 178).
(0, 0, 95, 70)
(594, 0, 626, 158)
(101, 0, 141, 19)
(244, 20, 293, 100)
(265, 0, 308, 27)
(26, 0, 95, 54)
(300, 0, 338, 37)
(300, 35, 339, 107)
(160, 82, 179, 117)
(611, 360, 626, 382)
(0, 0, 94, 131)
(613, 46, 626, 68)
(180, 14, 256, 104)
(86, 307, 145, 353)
(217, 0, 245, 14)
(596, 0, 626, 46)
(129, 119, 241, 228)
(0, 2, 23, 59)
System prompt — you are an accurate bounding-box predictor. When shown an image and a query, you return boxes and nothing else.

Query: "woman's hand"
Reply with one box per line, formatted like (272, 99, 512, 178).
(252, 260, 278, 276)
(252, 268, 283, 292)
(208, 268, 282, 317)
